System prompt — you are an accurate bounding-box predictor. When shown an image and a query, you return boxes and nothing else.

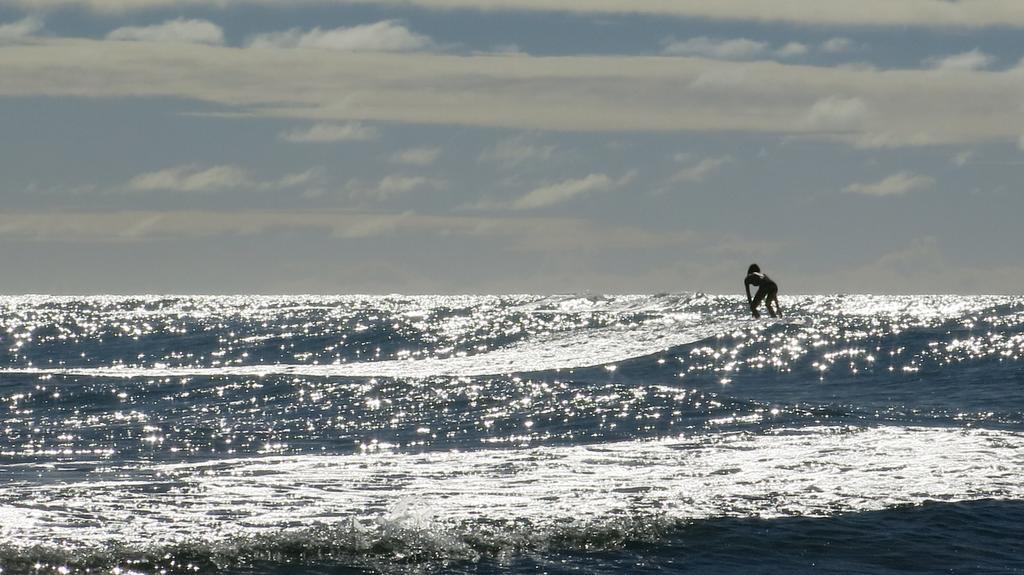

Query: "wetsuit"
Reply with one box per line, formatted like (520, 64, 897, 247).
(744, 271, 779, 318)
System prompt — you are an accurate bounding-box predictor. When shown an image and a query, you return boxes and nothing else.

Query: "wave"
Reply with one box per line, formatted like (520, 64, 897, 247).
(2, 424, 1022, 573)
(1, 293, 1017, 380)
(2, 315, 765, 380)
(4, 294, 1024, 573)
(8, 503, 1024, 575)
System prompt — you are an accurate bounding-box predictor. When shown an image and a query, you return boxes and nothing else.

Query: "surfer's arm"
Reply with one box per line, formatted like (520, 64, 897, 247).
(744, 276, 761, 318)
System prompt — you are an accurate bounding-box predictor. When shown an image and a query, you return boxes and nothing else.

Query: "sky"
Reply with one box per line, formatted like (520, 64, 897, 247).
(1, 0, 1023, 295)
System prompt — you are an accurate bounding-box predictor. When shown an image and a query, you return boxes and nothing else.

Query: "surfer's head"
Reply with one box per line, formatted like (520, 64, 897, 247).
(747, 263, 760, 275)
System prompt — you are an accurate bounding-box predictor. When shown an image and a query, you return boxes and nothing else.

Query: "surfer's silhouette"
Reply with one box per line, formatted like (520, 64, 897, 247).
(744, 263, 781, 319)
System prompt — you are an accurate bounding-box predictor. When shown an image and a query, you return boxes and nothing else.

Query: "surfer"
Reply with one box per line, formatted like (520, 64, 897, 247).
(744, 263, 781, 319)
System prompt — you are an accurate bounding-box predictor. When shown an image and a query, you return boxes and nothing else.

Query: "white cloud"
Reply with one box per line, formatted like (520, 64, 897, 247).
(16, 0, 1024, 28)
(128, 165, 250, 193)
(0, 209, 696, 261)
(512, 174, 614, 210)
(126, 164, 320, 193)
(4, 39, 1024, 147)
(0, 16, 43, 43)
(479, 135, 556, 168)
(801, 236, 1024, 294)
(277, 167, 326, 189)
(347, 175, 446, 201)
(662, 36, 767, 60)
(377, 175, 442, 198)
(926, 49, 994, 71)
(246, 29, 301, 49)
(869, 236, 944, 271)
(844, 131, 944, 149)
(843, 171, 935, 196)
(951, 150, 975, 166)
(671, 155, 734, 183)
(106, 18, 224, 45)
(776, 42, 809, 58)
(820, 37, 854, 53)
(390, 147, 442, 166)
(801, 96, 869, 131)
(247, 20, 432, 52)
(664, 37, 809, 61)
(488, 44, 524, 55)
(280, 122, 379, 143)
(800, 236, 945, 293)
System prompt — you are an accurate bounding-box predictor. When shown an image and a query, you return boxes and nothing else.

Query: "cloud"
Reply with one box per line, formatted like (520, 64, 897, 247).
(800, 236, 944, 293)
(347, 175, 446, 201)
(512, 173, 614, 210)
(16, 0, 1024, 28)
(0, 208, 695, 259)
(487, 44, 524, 55)
(1018, 135, 1024, 151)
(127, 165, 251, 192)
(375, 175, 443, 198)
(776, 42, 809, 58)
(872, 237, 944, 272)
(951, 150, 975, 166)
(4, 38, 1024, 147)
(478, 135, 557, 168)
(390, 147, 442, 166)
(663, 37, 812, 61)
(0, 16, 43, 43)
(801, 96, 869, 131)
(277, 167, 326, 189)
(670, 155, 734, 182)
(662, 36, 767, 60)
(801, 236, 1022, 294)
(925, 49, 994, 71)
(106, 18, 224, 45)
(843, 171, 935, 196)
(247, 20, 432, 52)
(280, 122, 379, 143)
(126, 164, 321, 193)
(820, 37, 854, 53)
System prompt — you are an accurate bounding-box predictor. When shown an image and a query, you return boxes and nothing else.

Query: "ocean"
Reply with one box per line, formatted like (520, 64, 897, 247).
(0, 293, 1022, 574)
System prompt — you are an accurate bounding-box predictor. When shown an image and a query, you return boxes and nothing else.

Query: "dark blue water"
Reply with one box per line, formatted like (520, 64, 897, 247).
(0, 294, 1022, 574)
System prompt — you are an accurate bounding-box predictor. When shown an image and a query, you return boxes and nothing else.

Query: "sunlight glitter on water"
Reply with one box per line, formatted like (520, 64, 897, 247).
(1, 293, 1022, 460)
(2, 425, 1022, 554)
(1, 294, 1016, 377)
(1, 294, 1023, 574)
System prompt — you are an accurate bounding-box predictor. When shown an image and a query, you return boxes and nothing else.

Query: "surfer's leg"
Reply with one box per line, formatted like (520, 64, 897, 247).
(766, 287, 779, 318)
(751, 286, 767, 318)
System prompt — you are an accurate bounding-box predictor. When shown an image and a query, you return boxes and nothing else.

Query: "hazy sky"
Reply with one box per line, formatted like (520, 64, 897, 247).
(1, 0, 1023, 294)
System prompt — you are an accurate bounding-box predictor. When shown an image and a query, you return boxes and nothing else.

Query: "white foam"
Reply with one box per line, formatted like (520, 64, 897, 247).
(2, 425, 1022, 551)
(6, 315, 749, 379)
